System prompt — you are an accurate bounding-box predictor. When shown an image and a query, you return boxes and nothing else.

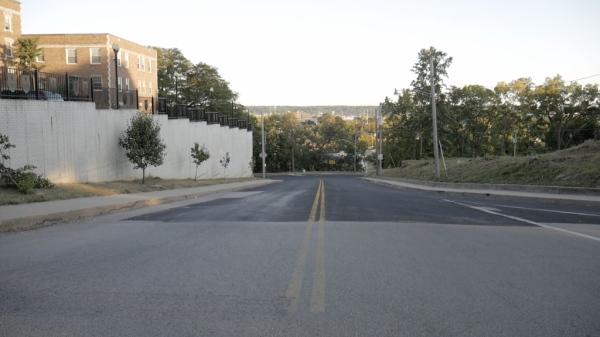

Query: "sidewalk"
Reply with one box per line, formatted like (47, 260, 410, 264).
(0, 179, 281, 233)
(362, 177, 600, 207)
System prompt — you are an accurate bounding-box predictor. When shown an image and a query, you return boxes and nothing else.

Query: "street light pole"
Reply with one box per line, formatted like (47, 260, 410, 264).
(112, 43, 120, 109)
(377, 103, 383, 175)
(354, 131, 357, 174)
(429, 56, 440, 179)
(209, 87, 214, 111)
(261, 111, 266, 179)
(174, 71, 179, 107)
(291, 126, 295, 173)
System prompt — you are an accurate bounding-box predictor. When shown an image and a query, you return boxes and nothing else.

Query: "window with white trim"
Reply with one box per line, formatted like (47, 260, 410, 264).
(5, 39, 13, 58)
(125, 78, 130, 91)
(137, 56, 141, 70)
(67, 49, 77, 64)
(137, 80, 141, 92)
(149, 82, 152, 95)
(36, 49, 45, 62)
(149, 60, 152, 73)
(116, 50, 121, 66)
(91, 76, 102, 91)
(143, 81, 146, 94)
(118, 77, 122, 91)
(4, 14, 11, 31)
(125, 52, 129, 68)
(90, 48, 101, 64)
(141, 57, 145, 71)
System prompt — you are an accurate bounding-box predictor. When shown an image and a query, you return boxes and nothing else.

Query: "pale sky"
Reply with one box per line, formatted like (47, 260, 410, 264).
(21, 0, 600, 106)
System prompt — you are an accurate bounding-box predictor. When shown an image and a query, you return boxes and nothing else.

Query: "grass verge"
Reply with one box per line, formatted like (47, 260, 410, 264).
(374, 141, 600, 188)
(0, 177, 258, 206)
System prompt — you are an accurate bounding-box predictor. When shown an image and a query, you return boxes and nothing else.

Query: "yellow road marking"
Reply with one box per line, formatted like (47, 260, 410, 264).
(285, 222, 313, 312)
(310, 222, 326, 312)
(286, 179, 326, 313)
(308, 180, 322, 222)
(319, 180, 325, 222)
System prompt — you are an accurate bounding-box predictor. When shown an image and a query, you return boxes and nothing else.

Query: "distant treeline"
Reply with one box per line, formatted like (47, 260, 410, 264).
(248, 106, 378, 118)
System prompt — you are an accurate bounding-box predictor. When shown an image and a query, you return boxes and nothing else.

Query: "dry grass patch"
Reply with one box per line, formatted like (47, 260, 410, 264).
(0, 177, 258, 206)
(377, 141, 600, 188)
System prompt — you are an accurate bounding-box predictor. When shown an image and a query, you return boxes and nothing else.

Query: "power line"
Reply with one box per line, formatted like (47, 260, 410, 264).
(565, 73, 600, 83)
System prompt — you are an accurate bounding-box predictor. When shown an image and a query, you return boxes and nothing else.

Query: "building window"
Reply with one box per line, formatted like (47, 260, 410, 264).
(67, 49, 77, 64)
(4, 14, 11, 31)
(36, 49, 45, 62)
(125, 78, 130, 91)
(137, 80, 141, 92)
(118, 77, 122, 91)
(5, 40, 13, 58)
(91, 48, 102, 64)
(149, 82, 152, 95)
(141, 57, 145, 71)
(91, 76, 102, 91)
(143, 81, 146, 94)
(125, 52, 129, 68)
(116, 50, 121, 66)
(137, 57, 141, 70)
(149, 60, 152, 73)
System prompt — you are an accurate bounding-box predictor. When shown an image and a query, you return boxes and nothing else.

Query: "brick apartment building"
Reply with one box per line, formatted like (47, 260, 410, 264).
(0, 0, 20, 67)
(22, 33, 158, 110)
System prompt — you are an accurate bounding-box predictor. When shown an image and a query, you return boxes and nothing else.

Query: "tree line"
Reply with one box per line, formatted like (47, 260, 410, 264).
(248, 106, 377, 118)
(380, 47, 599, 166)
(252, 111, 374, 173)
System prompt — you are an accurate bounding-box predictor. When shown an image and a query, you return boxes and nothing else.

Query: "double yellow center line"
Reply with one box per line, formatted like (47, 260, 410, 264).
(286, 180, 326, 313)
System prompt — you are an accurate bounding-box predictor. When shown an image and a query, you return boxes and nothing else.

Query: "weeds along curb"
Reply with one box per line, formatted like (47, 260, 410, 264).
(0, 180, 282, 234)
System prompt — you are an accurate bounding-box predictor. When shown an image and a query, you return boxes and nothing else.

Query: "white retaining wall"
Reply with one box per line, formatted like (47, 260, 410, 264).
(0, 100, 253, 183)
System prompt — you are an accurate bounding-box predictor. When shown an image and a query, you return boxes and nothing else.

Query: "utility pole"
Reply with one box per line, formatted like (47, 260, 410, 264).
(291, 126, 295, 173)
(513, 132, 518, 157)
(429, 56, 440, 179)
(261, 111, 266, 179)
(354, 130, 357, 174)
(377, 103, 383, 175)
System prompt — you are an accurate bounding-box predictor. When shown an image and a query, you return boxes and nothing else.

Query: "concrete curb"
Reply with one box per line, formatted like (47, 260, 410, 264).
(369, 176, 600, 196)
(0, 180, 282, 234)
(361, 177, 600, 207)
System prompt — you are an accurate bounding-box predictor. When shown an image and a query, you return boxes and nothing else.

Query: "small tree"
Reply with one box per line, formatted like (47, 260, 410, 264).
(14, 37, 45, 70)
(119, 113, 167, 184)
(191, 142, 210, 181)
(220, 152, 231, 177)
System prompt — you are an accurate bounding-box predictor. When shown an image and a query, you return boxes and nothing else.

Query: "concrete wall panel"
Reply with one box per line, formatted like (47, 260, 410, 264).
(0, 100, 252, 183)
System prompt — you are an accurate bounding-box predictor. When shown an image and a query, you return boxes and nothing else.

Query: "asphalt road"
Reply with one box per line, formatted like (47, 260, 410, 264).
(1, 175, 599, 336)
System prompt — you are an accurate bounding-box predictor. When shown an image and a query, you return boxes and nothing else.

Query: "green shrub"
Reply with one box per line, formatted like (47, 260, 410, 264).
(18, 172, 36, 194)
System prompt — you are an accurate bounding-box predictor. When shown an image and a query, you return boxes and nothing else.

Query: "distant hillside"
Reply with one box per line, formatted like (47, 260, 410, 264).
(248, 106, 378, 118)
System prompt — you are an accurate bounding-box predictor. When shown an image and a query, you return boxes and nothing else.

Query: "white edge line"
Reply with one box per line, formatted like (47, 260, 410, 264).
(443, 199, 600, 243)
(492, 204, 600, 217)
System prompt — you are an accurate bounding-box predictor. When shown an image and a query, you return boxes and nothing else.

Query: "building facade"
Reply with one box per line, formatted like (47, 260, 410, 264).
(0, 0, 20, 67)
(21, 33, 157, 111)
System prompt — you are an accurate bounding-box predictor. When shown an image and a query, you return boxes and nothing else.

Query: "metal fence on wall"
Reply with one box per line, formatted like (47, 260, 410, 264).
(1, 66, 139, 110)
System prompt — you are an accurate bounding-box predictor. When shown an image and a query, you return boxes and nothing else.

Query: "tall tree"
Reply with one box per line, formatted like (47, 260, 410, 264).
(14, 37, 44, 70)
(534, 76, 599, 150)
(150, 47, 191, 102)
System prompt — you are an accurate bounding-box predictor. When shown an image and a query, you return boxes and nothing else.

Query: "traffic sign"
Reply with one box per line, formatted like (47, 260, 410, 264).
(261, 152, 267, 158)
(377, 154, 383, 160)
(329, 160, 335, 165)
